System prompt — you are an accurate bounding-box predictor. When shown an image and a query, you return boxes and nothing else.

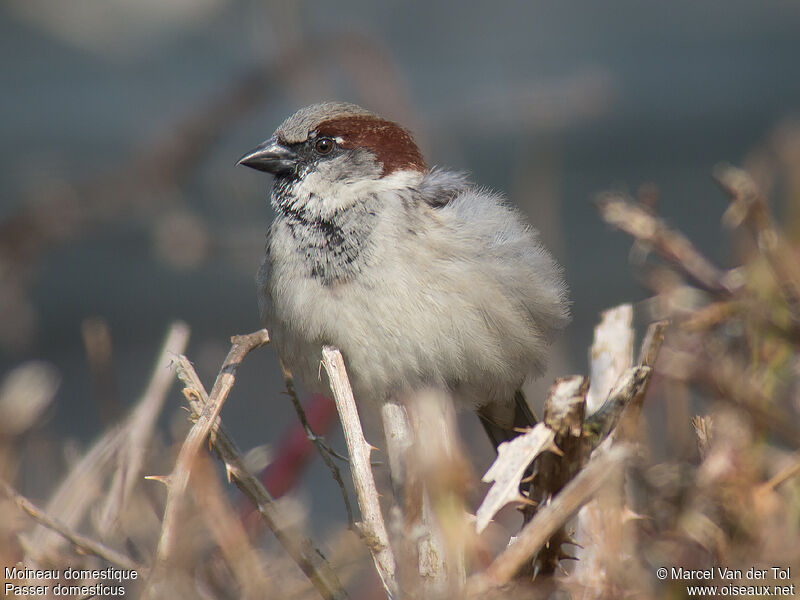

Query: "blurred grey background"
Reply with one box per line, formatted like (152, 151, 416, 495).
(2, 0, 800, 528)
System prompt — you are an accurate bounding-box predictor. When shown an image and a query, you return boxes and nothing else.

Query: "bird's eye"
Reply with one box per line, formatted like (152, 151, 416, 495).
(314, 137, 335, 155)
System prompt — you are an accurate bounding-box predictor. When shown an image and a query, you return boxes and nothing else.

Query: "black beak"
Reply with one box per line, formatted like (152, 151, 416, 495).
(237, 136, 297, 175)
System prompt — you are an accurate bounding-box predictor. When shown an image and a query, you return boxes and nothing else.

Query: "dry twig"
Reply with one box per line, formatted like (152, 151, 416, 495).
(153, 330, 270, 565)
(584, 320, 668, 448)
(404, 390, 472, 594)
(757, 453, 800, 494)
(191, 454, 272, 599)
(322, 346, 397, 597)
(172, 353, 348, 600)
(381, 401, 413, 497)
(529, 375, 590, 575)
(596, 194, 739, 297)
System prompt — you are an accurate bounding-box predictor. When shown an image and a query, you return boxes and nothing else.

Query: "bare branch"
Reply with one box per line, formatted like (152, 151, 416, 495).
(584, 320, 668, 448)
(404, 390, 471, 594)
(757, 453, 800, 494)
(637, 320, 669, 369)
(584, 366, 651, 449)
(172, 353, 349, 600)
(596, 193, 740, 297)
(322, 346, 397, 597)
(528, 376, 590, 575)
(381, 401, 413, 497)
(153, 330, 270, 565)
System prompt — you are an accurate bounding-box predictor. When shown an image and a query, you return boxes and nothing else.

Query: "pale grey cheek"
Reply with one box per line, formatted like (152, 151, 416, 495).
(318, 149, 382, 183)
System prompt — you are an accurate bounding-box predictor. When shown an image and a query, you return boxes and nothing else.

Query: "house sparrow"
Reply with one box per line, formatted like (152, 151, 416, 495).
(238, 102, 569, 446)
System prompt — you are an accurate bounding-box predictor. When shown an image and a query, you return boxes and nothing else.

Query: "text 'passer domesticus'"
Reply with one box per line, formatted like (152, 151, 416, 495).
(238, 102, 570, 447)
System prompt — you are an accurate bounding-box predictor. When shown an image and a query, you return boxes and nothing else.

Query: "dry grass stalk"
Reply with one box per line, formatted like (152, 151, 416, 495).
(1, 478, 143, 573)
(23, 321, 189, 563)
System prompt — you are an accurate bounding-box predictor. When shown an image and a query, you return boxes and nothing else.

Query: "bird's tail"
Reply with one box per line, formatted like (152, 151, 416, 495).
(478, 389, 537, 451)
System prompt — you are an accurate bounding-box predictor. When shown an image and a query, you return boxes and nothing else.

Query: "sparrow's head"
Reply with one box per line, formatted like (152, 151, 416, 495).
(238, 102, 427, 215)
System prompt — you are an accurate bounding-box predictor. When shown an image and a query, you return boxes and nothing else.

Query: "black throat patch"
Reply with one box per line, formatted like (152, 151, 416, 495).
(271, 179, 379, 283)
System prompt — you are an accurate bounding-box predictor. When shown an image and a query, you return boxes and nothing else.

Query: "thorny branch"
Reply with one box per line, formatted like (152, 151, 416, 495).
(469, 445, 632, 593)
(528, 375, 590, 576)
(322, 346, 397, 598)
(5, 112, 800, 598)
(472, 316, 667, 586)
(170, 338, 349, 600)
(152, 330, 271, 565)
